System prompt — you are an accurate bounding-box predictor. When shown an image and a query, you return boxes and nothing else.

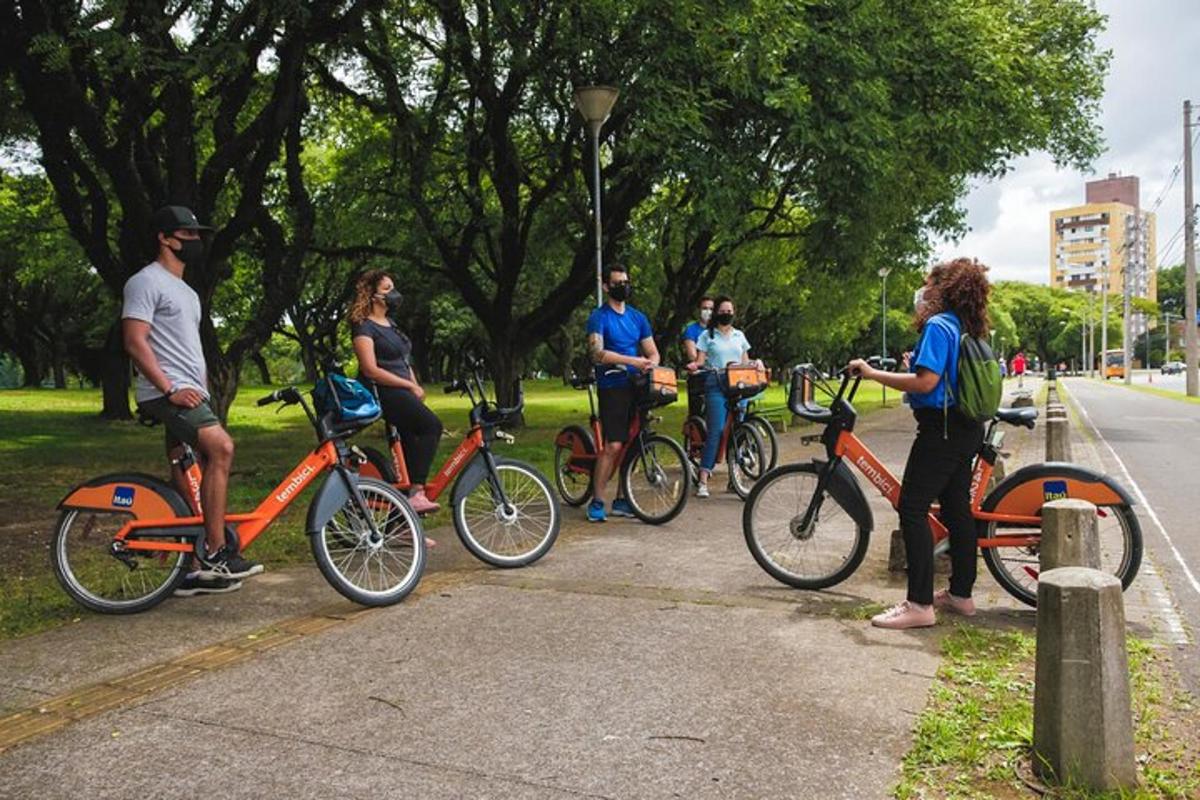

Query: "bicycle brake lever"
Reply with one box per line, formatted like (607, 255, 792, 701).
(494, 429, 515, 444)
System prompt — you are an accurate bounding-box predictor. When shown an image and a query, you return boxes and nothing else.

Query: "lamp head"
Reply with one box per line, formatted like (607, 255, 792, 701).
(573, 85, 619, 126)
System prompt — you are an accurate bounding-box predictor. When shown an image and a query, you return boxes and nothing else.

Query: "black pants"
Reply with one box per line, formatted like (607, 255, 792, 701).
(899, 408, 984, 605)
(377, 387, 443, 486)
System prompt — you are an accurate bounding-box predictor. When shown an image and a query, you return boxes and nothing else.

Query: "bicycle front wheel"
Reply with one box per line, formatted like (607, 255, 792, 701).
(744, 414, 779, 472)
(980, 502, 1142, 607)
(743, 463, 869, 589)
(311, 477, 425, 606)
(620, 433, 691, 525)
(455, 460, 561, 567)
(52, 507, 191, 615)
(727, 423, 767, 500)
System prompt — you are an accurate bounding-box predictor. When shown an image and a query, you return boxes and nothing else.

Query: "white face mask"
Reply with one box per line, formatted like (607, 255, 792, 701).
(699, 308, 713, 323)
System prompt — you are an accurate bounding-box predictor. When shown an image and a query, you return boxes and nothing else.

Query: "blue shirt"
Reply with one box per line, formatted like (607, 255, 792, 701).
(683, 321, 704, 344)
(696, 327, 751, 369)
(587, 303, 654, 388)
(909, 312, 960, 410)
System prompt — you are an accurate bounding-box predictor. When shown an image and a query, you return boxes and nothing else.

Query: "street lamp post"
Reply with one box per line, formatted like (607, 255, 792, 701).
(573, 86, 620, 308)
(879, 267, 891, 407)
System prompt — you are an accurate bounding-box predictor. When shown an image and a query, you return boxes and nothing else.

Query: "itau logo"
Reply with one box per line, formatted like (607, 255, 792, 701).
(112, 486, 136, 508)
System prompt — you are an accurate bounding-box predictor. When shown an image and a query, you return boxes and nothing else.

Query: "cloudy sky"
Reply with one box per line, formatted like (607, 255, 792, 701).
(934, 0, 1200, 283)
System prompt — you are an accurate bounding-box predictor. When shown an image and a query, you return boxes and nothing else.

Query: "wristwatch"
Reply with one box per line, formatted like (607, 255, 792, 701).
(165, 384, 179, 397)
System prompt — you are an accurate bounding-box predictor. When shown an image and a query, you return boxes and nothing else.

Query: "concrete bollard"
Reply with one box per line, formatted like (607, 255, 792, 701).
(1039, 499, 1101, 571)
(1033, 567, 1137, 792)
(1012, 393, 1034, 408)
(1046, 417, 1072, 462)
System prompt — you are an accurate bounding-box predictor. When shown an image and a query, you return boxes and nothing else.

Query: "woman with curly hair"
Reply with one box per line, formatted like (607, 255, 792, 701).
(848, 258, 992, 629)
(349, 269, 443, 515)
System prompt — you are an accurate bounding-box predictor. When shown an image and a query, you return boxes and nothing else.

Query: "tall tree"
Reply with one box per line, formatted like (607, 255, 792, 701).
(0, 0, 375, 418)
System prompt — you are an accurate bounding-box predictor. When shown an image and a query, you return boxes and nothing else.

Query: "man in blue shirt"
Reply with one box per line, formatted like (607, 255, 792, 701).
(682, 296, 714, 417)
(585, 264, 661, 522)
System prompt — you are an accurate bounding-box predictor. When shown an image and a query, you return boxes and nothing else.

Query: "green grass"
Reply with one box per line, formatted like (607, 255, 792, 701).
(894, 626, 1200, 800)
(0, 378, 890, 640)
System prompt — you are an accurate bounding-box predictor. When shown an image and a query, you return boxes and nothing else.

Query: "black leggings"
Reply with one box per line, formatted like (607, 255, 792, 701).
(377, 387, 443, 486)
(898, 408, 984, 605)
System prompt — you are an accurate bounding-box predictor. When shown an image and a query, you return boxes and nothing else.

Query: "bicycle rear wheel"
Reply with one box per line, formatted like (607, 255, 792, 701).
(52, 507, 191, 615)
(743, 463, 869, 589)
(455, 460, 560, 567)
(553, 424, 594, 507)
(311, 478, 425, 606)
(727, 423, 766, 500)
(744, 414, 779, 472)
(980, 503, 1142, 607)
(620, 433, 691, 525)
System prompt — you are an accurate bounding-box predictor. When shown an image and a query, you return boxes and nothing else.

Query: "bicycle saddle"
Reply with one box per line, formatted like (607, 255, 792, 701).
(994, 406, 1038, 428)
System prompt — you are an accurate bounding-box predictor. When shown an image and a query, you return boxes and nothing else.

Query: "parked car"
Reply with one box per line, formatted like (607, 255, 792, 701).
(1161, 361, 1184, 375)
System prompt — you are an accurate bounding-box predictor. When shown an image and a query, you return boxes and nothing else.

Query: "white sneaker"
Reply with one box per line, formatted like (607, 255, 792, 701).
(696, 482, 710, 498)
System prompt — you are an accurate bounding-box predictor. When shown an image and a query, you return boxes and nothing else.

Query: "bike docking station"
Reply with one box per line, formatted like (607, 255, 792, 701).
(1032, 498, 1138, 793)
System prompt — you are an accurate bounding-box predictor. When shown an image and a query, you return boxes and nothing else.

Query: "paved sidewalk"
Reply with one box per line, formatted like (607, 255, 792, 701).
(0, 384, 1151, 799)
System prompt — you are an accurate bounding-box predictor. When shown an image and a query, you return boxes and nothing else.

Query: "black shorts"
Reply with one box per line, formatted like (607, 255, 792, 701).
(137, 395, 221, 449)
(597, 385, 635, 443)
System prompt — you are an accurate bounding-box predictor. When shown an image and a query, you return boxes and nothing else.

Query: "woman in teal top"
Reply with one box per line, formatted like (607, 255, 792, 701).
(686, 296, 759, 498)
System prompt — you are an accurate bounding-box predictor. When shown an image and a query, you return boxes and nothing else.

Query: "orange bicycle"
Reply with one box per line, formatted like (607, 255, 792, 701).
(743, 361, 1142, 606)
(52, 383, 426, 613)
(357, 361, 560, 567)
(681, 364, 775, 499)
(553, 367, 692, 524)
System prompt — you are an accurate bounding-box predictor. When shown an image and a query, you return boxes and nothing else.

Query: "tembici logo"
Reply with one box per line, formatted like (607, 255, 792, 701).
(855, 456, 896, 496)
(276, 464, 316, 503)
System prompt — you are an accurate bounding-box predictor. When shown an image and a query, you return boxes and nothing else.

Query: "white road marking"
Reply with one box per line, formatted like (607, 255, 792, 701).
(1069, 385, 1200, 599)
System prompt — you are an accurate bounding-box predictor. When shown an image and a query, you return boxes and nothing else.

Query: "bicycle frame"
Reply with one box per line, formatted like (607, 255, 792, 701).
(381, 424, 486, 502)
(567, 380, 649, 478)
(801, 368, 1045, 549)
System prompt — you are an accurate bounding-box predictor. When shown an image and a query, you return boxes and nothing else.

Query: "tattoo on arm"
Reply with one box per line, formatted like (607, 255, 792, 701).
(588, 333, 605, 364)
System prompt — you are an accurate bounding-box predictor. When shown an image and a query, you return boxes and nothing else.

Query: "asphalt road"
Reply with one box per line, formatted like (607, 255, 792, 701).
(1062, 378, 1200, 694)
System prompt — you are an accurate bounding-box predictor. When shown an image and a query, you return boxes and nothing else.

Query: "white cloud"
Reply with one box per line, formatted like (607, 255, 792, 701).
(935, 0, 1200, 283)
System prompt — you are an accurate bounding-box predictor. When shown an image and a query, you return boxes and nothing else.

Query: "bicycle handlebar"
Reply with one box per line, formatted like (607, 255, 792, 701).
(257, 390, 283, 406)
(256, 387, 301, 407)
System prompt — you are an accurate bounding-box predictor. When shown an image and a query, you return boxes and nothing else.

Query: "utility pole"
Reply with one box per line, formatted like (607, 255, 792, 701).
(1185, 100, 1199, 396)
(1122, 204, 1136, 386)
(1088, 290, 1096, 377)
(1100, 263, 1109, 379)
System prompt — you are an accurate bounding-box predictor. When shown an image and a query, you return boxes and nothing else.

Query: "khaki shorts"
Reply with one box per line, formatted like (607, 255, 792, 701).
(137, 395, 221, 449)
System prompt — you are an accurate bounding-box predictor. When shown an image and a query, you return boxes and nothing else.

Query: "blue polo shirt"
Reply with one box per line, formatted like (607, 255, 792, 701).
(909, 312, 960, 410)
(587, 303, 654, 388)
(683, 321, 704, 344)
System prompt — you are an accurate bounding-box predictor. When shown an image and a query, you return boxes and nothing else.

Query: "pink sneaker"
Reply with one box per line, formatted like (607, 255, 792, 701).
(408, 490, 440, 515)
(933, 589, 976, 617)
(871, 601, 936, 629)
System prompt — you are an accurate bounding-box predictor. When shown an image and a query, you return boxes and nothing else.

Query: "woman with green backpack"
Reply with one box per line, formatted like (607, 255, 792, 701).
(848, 258, 999, 629)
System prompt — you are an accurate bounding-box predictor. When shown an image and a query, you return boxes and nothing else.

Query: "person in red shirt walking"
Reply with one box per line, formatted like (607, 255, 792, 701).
(1011, 351, 1027, 387)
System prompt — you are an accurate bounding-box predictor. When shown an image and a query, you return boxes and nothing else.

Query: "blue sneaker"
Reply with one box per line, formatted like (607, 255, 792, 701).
(587, 499, 607, 523)
(610, 498, 636, 518)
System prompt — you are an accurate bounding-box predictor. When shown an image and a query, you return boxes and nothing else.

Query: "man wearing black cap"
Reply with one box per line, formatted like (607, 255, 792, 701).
(122, 206, 262, 595)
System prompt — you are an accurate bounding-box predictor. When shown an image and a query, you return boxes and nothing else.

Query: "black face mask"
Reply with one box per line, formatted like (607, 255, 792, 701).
(715, 312, 734, 326)
(380, 289, 403, 311)
(608, 282, 632, 302)
(172, 237, 206, 269)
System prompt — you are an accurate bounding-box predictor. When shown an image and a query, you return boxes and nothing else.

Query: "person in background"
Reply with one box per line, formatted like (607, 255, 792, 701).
(586, 264, 661, 523)
(350, 270, 443, 516)
(682, 296, 715, 417)
(847, 258, 992, 630)
(999, 357, 1008, 379)
(1011, 351, 1027, 387)
(685, 296, 759, 498)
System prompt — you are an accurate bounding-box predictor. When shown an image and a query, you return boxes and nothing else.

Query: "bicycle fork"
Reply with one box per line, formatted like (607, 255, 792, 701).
(794, 457, 842, 539)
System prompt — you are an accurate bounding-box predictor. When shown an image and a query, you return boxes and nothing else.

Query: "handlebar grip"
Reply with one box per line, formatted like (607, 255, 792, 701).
(256, 391, 279, 407)
(443, 381, 461, 394)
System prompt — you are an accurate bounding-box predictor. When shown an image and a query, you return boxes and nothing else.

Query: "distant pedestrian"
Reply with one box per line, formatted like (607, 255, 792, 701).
(1011, 351, 1026, 387)
(848, 257, 992, 629)
(999, 357, 1007, 379)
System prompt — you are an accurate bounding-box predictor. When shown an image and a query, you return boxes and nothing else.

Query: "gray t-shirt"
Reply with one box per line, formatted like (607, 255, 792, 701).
(121, 262, 209, 403)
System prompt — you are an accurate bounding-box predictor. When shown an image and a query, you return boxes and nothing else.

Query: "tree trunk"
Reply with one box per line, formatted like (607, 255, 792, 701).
(99, 321, 132, 420)
(250, 351, 271, 385)
(18, 350, 44, 387)
(53, 359, 67, 389)
(207, 357, 241, 424)
(489, 339, 525, 427)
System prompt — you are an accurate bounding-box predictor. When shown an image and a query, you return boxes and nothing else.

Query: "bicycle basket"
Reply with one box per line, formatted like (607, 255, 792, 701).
(722, 365, 768, 399)
(312, 373, 381, 424)
(634, 367, 679, 408)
